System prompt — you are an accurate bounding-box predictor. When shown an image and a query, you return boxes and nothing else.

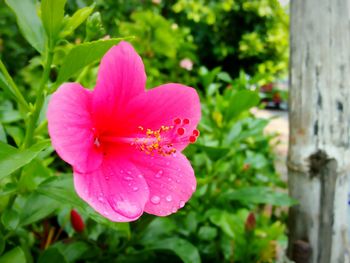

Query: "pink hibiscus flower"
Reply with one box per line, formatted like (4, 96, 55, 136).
(47, 41, 201, 222)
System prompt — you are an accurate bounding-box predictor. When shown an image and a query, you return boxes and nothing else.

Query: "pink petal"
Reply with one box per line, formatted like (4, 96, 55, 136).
(92, 41, 146, 134)
(126, 83, 201, 150)
(74, 151, 149, 222)
(47, 83, 103, 173)
(130, 152, 196, 216)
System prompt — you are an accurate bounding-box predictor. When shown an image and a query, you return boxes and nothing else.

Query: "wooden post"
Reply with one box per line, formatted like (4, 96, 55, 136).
(288, 0, 350, 262)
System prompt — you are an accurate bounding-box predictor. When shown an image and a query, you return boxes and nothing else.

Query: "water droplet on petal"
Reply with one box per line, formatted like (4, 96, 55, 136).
(124, 176, 133, 181)
(98, 194, 104, 202)
(172, 207, 177, 213)
(120, 170, 124, 174)
(109, 198, 142, 218)
(166, 195, 172, 202)
(191, 185, 196, 191)
(155, 170, 163, 178)
(127, 170, 132, 175)
(132, 186, 139, 192)
(166, 161, 170, 166)
(105, 176, 109, 180)
(138, 174, 143, 178)
(151, 195, 160, 204)
(103, 211, 109, 216)
(176, 179, 181, 183)
(179, 200, 185, 208)
(168, 177, 172, 182)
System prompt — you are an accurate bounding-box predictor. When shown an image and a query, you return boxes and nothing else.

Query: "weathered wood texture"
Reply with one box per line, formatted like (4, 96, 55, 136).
(288, 0, 350, 262)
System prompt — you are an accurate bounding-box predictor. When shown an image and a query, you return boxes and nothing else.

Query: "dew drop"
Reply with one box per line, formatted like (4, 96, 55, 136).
(127, 170, 132, 175)
(138, 174, 143, 178)
(166, 195, 173, 202)
(166, 161, 170, 166)
(132, 186, 139, 192)
(124, 176, 133, 181)
(155, 170, 163, 178)
(168, 177, 172, 182)
(120, 170, 124, 174)
(172, 207, 177, 213)
(105, 176, 110, 180)
(151, 195, 161, 204)
(179, 200, 185, 208)
(176, 179, 181, 183)
(109, 198, 142, 218)
(191, 185, 196, 191)
(103, 211, 109, 216)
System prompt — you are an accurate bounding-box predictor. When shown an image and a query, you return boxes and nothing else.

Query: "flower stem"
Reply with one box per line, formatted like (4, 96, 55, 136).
(22, 49, 54, 149)
(0, 59, 30, 112)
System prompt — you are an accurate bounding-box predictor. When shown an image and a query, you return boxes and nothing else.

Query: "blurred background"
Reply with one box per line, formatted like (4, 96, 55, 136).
(0, 0, 293, 262)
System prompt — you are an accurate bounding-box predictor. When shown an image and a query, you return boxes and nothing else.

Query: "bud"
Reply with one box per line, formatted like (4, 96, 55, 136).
(245, 212, 256, 232)
(70, 209, 85, 233)
(85, 12, 105, 41)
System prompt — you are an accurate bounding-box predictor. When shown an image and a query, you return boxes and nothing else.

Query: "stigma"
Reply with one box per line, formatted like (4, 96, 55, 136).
(134, 118, 199, 156)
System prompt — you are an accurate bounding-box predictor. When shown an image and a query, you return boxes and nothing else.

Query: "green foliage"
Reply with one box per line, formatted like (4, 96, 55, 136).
(0, 1, 290, 262)
(0, 246, 26, 263)
(41, 0, 67, 47)
(118, 10, 197, 87)
(4, 0, 45, 53)
(171, 0, 289, 83)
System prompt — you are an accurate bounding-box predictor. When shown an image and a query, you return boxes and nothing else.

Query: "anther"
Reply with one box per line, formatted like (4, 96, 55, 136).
(192, 129, 200, 137)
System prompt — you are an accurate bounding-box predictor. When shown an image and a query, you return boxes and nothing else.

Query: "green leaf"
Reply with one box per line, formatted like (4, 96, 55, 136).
(5, 0, 45, 53)
(194, 144, 230, 161)
(226, 90, 260, 120)
(198, 226, 217, 241)
(38, 247, 68, 263)
(147, 238, 201, 263)
(0, 232, 4, 255)
(19, 193, 60, 226)
(41, 0, 67, 45)
(60, 6, 94, 38)
(0, 183, 17, 197)
(56, 38, 124, 85)
(207, 210, 236, 238)
(0, 140, 50, 180)
(220, 186, 298, 206)
(0, 123, 6, 143)
(217, 72, 232, 83)
(0, 246, 26, 263)
(54, 241, 90, 262)
(1, 209, 19, 231)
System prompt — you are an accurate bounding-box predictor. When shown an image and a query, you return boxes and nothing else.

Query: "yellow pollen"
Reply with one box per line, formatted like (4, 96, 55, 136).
(135, 125, 176, 156)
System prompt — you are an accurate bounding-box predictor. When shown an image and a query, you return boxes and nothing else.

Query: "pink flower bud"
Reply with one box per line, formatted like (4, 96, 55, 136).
(245, 212, 256, 232)
(70, 209, 85, 233)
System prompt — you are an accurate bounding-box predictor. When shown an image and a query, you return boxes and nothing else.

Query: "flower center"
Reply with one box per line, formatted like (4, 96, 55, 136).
(95, 118, 199, 156)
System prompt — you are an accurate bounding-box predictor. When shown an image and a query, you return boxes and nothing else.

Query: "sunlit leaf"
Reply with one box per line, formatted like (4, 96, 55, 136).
(5, 0, 45, 53)
(41, 0, 67, 45)
(0, 140, 50, 180)
(0, 246, 26, 263)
